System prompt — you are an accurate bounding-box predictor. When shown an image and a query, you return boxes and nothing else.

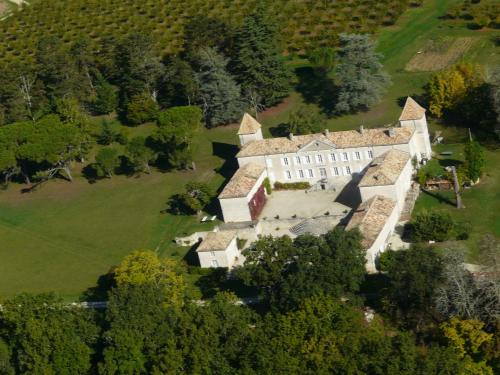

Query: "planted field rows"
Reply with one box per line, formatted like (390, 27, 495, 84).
(0, 0, 414, 64)
(405, 37, 476, 72)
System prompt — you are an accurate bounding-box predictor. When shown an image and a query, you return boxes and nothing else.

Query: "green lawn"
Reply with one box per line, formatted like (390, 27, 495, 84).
(413, 143, 500, 260)
(0, 125, 239, 300)
(0, 0, 498, 299)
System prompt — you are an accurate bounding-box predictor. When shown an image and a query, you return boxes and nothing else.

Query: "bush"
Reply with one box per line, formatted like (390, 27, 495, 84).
(98, 120, 128, 145)
(93, 81, 118, 115)
(273, 181, 310, 190)
(126, 93, 159, 125)
(410, 210, 455, 242)
(263, 178, 272, 195)
(94, 147, 121, 178)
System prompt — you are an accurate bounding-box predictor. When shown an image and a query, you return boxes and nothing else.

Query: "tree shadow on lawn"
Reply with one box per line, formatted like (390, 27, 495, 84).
(80, 269, 116, 302)
(421, 189, 456, 207)
(212, 142, 239, 186)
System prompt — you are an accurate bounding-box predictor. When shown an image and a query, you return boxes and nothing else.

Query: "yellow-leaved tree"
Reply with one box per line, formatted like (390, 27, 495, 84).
(427, 63, 484, 118)
(114, 250, 186, 307)
(441, 317, 494, 375)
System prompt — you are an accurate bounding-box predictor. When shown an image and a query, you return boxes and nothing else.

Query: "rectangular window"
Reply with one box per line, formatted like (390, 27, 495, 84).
(210, 251, 215, 257)
(330, 153, 336, 162)
(355, 151, 361, 160)
(305, 155, 311, 164)
(345, 166, 351, 175)
(319, 168, 327, 177)
(295, 156, 301, 165)
(308, 169, 314, 178)
(298, 169, 304, 178)
(368, 150, 373, 159)
(333, 167, 339, 176)
(343, 152, 349, 161)
(317, 154, 323, 164)
(211, 260, 219, 267)
(283, 157, 289, 166)
(285, 170, 292, 180)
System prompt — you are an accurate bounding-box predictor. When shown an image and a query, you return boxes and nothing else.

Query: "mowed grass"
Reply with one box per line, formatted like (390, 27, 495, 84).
(0, 0, 498, 299)
(0, 126, 239, 300)
(413, 143, 500, 260)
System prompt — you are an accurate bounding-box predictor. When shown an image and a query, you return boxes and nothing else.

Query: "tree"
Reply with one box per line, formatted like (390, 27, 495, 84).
(464, 140, 485, 182)
(126, 136, 156, 174)
(126, 93, 159, 125)
(410, 210, 455, 242)
(231, 12, 292, 107)
(114, 33, 163, 106)
(153, 106, 202, 169)
(383, 245, 444, 327)
(35, 36, 91, 103)
(94, 147, 120, 178)
(441, 318, 494, 375)
(159, 57, 198, 107)
(435, 247, 500, 325)
(0, 339, 14, 375)
(333, 33, 390, 114)
(195, 47, 244, 127)
(0, 293, 97, 374)
(98, 119, 127, 145)
(93, 79, 118, 115)
(168, 182, 213, 215)
(427, 63, 484, 118)
(284, 103, 326, 135)
(238, 228, 365, 311)
(114, 250, 186, 307)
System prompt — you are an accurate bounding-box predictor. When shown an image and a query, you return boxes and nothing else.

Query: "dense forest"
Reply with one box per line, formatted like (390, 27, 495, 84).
(0, 229, 498, 374)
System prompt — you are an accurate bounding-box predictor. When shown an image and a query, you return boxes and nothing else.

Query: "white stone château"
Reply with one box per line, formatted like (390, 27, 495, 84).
(191, 97, 431, 271)
(219, 97, 430, 223)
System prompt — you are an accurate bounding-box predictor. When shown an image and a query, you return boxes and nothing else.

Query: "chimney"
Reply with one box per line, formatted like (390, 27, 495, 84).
(288, 133, 295, 141)
(324, 129, 330, 136)
(387, 128, 395, 137)
(359, 125, 365, 134)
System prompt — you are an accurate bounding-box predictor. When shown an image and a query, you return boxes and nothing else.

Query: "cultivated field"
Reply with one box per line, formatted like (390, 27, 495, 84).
(0, 0, 412, 64)
(405, 37, 476, 71)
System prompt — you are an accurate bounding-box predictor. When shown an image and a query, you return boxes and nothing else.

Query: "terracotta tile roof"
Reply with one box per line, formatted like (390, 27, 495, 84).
(359, 149, 410, 187)
(236, 127, 414, 157)
(196, 231, 236, 252)
(218, 163, 266, 199)
(399, 97, 426, 121)
(238, 113, 262, 135)
(345, 195, 397, 248)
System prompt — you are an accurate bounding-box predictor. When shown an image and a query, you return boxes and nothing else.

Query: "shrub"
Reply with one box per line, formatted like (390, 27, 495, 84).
(263, 178, 272, 195)
(273, 181, 311, 190)
(410, 210, 455, 242)
(126, 93, 159, 125)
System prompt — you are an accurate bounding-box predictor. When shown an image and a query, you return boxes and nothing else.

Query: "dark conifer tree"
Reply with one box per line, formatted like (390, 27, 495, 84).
(231, 12, 292, 107)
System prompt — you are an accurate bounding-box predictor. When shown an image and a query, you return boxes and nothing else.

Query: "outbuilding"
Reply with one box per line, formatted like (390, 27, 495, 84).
(196, 231, 241, 269)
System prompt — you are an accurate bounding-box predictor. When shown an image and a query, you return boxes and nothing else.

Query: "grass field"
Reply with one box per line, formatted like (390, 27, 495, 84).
(0, 0, 498, 300)
(413, 143, 500, 260)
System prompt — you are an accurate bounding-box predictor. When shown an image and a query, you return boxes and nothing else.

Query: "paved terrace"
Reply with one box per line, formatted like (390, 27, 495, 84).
(260, 190, 351, 220)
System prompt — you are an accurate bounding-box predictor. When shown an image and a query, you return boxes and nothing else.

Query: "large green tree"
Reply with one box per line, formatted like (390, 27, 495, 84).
(153, 106, 202, 169)
(0, 293, 98, 375)
(114, 33, 163, 107)
(231, 12, 292, 107)
(195, 47, 244, 127)
(333, 33, 390, 114)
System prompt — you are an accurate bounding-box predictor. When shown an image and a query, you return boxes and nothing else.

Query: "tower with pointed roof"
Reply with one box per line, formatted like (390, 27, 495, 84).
(237, 113, 263, 146)
(399, 97, 432, 160)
